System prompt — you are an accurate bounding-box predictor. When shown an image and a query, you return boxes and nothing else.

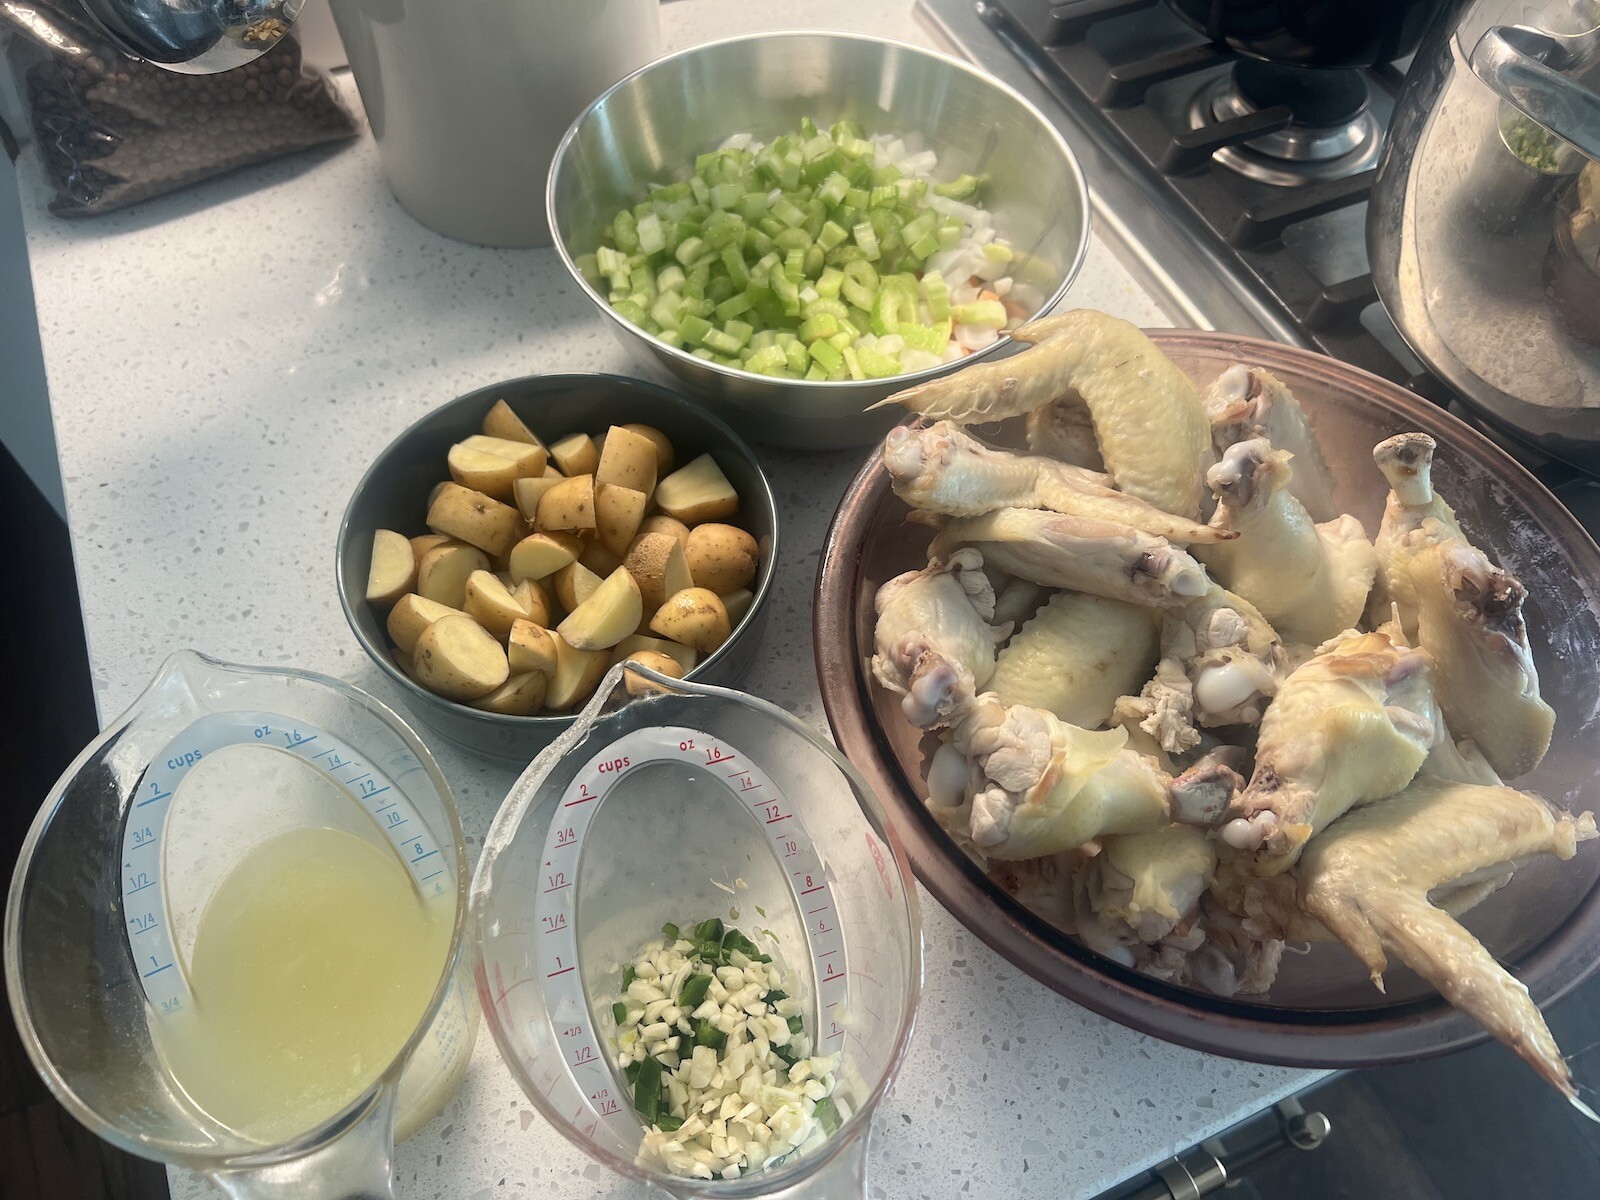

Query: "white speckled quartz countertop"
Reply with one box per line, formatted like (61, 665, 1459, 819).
(17, 1, 1319, 1195)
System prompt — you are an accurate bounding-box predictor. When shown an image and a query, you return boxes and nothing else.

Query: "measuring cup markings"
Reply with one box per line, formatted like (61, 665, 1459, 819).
(120, 709, 452, 1016)
(521, 724, 854, 1146)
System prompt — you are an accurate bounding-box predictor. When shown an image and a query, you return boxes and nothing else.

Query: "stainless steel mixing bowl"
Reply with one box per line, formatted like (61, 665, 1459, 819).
(546, 31, 1090, 452)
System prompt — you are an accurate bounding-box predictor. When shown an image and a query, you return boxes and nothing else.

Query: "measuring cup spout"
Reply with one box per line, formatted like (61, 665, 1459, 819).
(208, 1083, 400, 1200)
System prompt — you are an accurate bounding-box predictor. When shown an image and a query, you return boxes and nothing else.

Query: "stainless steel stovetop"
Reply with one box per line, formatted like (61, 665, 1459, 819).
(914, 0, 1600, 523)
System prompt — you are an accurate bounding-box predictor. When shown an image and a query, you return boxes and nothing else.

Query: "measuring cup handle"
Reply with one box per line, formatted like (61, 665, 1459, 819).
(206, 1082, 401, 1200)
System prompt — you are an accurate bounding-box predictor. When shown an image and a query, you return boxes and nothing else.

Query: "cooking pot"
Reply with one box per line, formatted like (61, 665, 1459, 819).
(1368, 0, 1600, 469)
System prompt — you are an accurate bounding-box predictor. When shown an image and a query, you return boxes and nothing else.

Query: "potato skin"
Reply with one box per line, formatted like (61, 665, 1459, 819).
(414, 614, 510, 701)
(649, 587, 732, 653)
(536, 474, 597, 533)
(621, 649, 685, 696)
(621, 423, 675, 474)
(685, 524, 759, 595)
(636, 514, 690, 549)
(427, 483, 524, 558)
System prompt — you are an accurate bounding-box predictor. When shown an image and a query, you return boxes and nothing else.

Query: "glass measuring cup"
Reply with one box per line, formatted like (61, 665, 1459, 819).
(473, 664, 922, 1197)
(4, 650, 477, 1198)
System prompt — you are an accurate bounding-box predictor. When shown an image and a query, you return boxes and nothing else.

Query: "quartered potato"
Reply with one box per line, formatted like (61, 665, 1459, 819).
(621, 649, 685, 697)
(654, 454, 739, 525)
(611, 633, 697, 676)
(545, 635, 609, 710)
(649, 587, 732, 653)
(427, 483, 524, 558)
(470, 671, 548, 715)
(508, 619, 560, 677)
(685, 523, 759, 595)
(365, 529, 416, 606)
(553, 560, 603, 612)
(508, 532, 578, 582)
(595, 425, 659, 497)
(417, 543, 490, 609)
(409, 531, 454, 561)
(595, 483, 648, 557)
(536, 473, 597, 533)
(387, 593, 461, 657)
(414, 614, 510, 701)
(447, 435, 547, 499)
(481, 399, 545, 447)
(463, 570, 531, 641)
(621, 423, 674, 474)
(513, 475, 564, 521)
(514, 579, 552, 628)
(624, 531, 694, 611)
(557, 567, 643, 651)
(549, 432, 600, 478)
(636, 514, 690, 549)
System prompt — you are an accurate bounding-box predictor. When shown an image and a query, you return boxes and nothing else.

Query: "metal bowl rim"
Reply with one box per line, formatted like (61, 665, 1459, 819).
(544, 28, 1092, 392)
(335, 372, 781, 732)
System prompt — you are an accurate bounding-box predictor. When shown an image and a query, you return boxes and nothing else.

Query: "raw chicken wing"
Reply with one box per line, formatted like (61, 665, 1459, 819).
(928, 508, 1209, 608)
(1409, 540, 1555, 778)
(883, 421, 1231, 543)
(988, 591, 1160, 729)
(1222, 629, 1438, 874)
(1370, 431, 1462, 635)
(1298, 777, 1596, 1102)
(1202, 438, 1376, 645)
(871, 548, 1005, 728)
(1203, 364, 1338, 521)
(878, 310, 1213, 518)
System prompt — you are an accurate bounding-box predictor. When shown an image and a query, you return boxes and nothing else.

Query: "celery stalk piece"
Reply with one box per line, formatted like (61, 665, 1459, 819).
(635, 213, 665, 255)
(952, 299, 1008, 328)
(809, 338, 845, 373)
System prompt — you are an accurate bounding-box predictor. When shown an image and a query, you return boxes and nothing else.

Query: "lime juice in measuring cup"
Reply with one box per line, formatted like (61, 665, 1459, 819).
(473, 664, 922, 1197)
(5, 651, 478, 1198)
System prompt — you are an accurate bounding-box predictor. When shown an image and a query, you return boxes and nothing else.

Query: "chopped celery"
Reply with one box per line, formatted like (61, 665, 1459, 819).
(635, 213, 665, 255)
(933, 172, 986, 200)
(722, 319, 753, 350)
(612, 209, 640, 253)
(745, 345, 786, 375)
(953, 299, 1008, 328)
(674, 236, 705, 267)
(799, 313, 841, 343)
(841, 278, 875, 312)
(592, 117, 1019, 379)
(809, 338, 845, 373)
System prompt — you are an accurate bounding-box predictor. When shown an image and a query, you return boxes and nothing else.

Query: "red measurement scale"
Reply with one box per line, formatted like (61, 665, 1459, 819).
(528, 725, 851, 1141)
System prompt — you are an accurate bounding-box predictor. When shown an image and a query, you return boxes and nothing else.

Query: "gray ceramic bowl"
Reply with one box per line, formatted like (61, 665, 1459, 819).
(547, 30, 1090, 452)
(336, 374, 778, 762)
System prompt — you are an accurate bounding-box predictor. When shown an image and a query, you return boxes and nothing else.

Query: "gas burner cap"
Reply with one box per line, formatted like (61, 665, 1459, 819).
(1188, 72, 1383, 186)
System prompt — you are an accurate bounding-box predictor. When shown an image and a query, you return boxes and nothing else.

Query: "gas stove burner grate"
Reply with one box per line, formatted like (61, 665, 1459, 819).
(984, 0, 1415, 383)
(1189, 67, 1384, 186)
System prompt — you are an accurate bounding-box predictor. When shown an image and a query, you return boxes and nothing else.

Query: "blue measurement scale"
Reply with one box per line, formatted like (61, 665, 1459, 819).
(529, 725, 850, 1142)
(120, 709, 450, 1015)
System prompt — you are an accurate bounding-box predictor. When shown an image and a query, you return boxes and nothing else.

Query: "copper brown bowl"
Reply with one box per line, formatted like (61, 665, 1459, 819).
(814, 329, 1600, 1068)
